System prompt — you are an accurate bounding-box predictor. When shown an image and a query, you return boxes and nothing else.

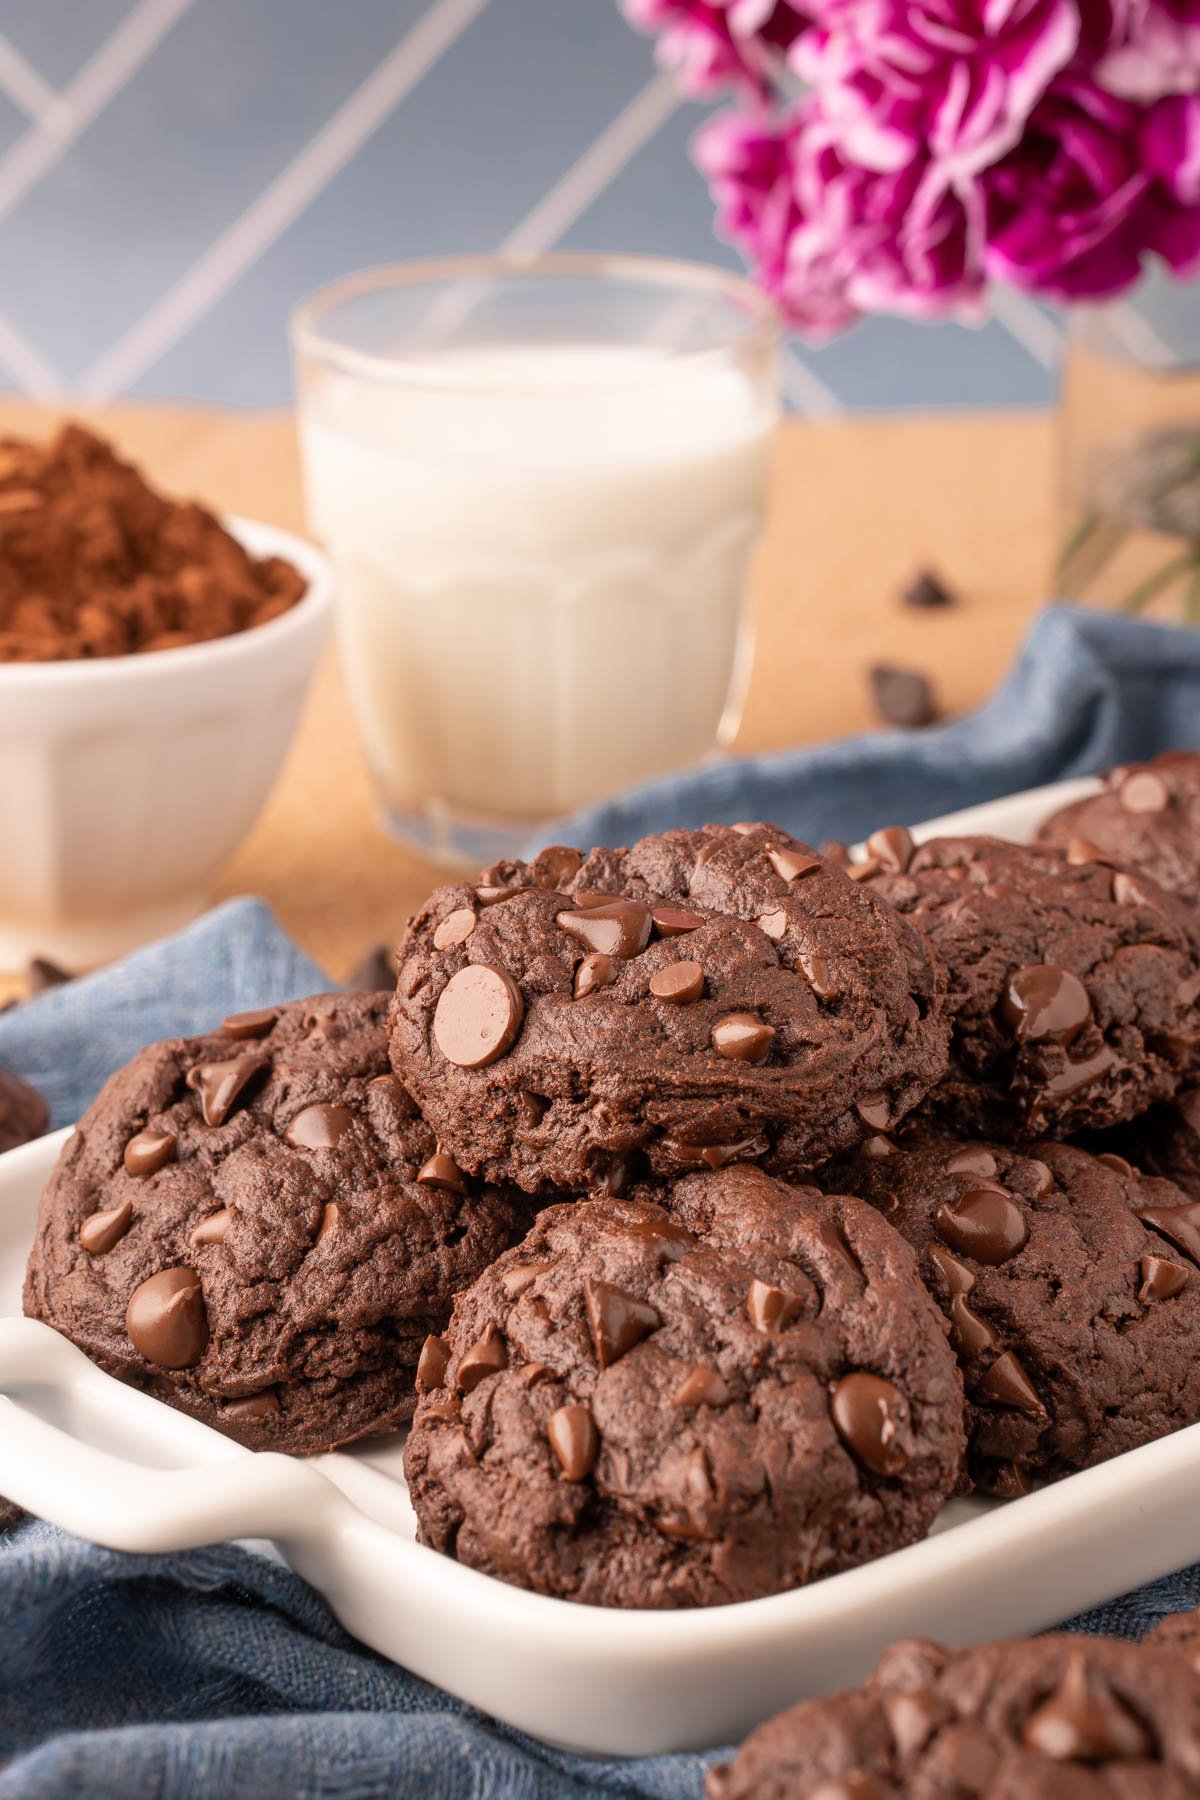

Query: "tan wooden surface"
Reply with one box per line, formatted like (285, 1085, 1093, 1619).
(0, 401, 1057, 983)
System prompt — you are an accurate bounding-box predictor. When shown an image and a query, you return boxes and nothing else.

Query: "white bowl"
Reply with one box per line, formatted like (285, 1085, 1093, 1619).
(0, 517, 332, 967)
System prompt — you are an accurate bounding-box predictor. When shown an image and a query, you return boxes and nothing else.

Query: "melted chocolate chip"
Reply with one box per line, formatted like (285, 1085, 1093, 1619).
(547, 1403, 599, 1481)
(574, 952, 618, 999)
(815, 1216, 864, 1280)
(799, 951, 834, 999)
(225, 1390, 280, 1420)
(285, 1103, 355, 1150)
(651, 903, 703, 937)
(866, 826, 914, 873)
(1001, 965, 1091, 1045)
(221, 1008, 278, 1040)
(661, 1135, 764, 1171)
(499, 1258, 553, 1298)
(934, 1187, 1028, 1266)
(767, 844, 821, 883)
(316, 1203, 339, 1244)
(555, 901, 652, 960)
(711, 1013, 775, 1064)
(433, 965, 525, 1068)
(433, 908, 477, 951)
(188, 1208, 231, 1247)
(123, 1128, 177, 1178)
(672, 1365, 732, 1408)
(943, 1146, 998, 1179)
(187, 1053, 269, 1127)
(456, 1321, 507, 1393)
(1138, 1201, 1200, 1268)
(79, 1199, 133, 1255)
(416, 1334, 451, 1393)
(126, 1267, 208, 1369)
(417, 1151, 468, 1194)
(856, 1092, 890, 1130)
(977, 1350, 1043, 1416)
(1119, 770, 1169, 815)
(830, 1372, 911, 1476)
(1139, 1254, 1188, 1302)
(649, 960, 704, 1004)
(584, 1278, 659, 1368)
(747, 1278, 803, 1332)
(1021, 1654, 1153, 1761)
(531, 845, 583, 890)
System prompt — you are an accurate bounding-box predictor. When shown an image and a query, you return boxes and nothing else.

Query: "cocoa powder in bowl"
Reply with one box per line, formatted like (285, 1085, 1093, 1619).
(0, 425, 307, 662)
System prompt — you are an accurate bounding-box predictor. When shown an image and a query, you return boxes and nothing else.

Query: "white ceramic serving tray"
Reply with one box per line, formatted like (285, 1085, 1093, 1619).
(7, 773, 1200, 1758)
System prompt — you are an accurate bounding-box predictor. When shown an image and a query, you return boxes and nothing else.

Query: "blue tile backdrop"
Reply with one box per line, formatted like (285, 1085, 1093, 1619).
(0, 0, 1063, 413)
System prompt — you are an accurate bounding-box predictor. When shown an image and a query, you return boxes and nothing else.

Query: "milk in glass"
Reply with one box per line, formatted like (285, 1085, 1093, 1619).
(301, 342, 774, 852)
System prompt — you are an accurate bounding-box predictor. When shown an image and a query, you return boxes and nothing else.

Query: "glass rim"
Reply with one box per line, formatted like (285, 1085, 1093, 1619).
(289, 252, 779, 390)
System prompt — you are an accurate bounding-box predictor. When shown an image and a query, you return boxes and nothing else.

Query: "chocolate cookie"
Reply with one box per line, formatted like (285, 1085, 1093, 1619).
(24, 993, 532, 1453)
(1038, 753, 1200, 905)
(852, 831, 1200, 1139)
(1147, 1608, 1200, 1677)
(1097, 1088, 1200, 1202)
(0, 1067, 47, 1153)
(390, 825, 949, 1193)
(819, 1134, 1200, 1493)
(708, 1633, 1200, 1798)
(404, 1171, 965, 1609)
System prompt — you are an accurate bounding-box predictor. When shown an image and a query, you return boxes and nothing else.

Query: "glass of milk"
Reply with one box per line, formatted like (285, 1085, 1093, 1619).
(292, 255, 779, 864)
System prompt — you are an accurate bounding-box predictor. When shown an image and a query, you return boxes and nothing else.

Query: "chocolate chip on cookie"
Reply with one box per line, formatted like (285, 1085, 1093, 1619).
(0, 1067, 47, 1154)
(708, 1633, 1200, 1799)
(390, 825, 950, 1193)
(404, 1171, 964, 1608)
(820, 1133, 1200, 1492)
(23, 993, 534, 1453)
(1037, 752, 1200, 905)
(852, 833, 1200, 1139)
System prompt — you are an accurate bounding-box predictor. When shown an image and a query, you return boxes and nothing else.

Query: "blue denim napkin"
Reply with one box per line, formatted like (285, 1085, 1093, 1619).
(2, 603, 1200, 1800)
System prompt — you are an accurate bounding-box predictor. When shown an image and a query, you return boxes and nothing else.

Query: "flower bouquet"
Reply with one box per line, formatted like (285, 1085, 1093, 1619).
(623, 0, 1200, 616)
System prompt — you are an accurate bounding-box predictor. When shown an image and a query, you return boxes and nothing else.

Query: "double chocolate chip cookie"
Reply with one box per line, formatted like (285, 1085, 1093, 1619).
(404, 1170, 964, 1608)
(390, 825, 950, 1194)
(820, 1134, 1200, 1494)
(1148, 1607, 1200, 1677)
(24, 993, 532, 1453)
(854, 831, 1200, 1139)
(709, 1632, 1200, 1798)
(1038, 752, 1200, 905)
(1099, 1088, 1200, 1202)
(0, 1067, 47, 1154)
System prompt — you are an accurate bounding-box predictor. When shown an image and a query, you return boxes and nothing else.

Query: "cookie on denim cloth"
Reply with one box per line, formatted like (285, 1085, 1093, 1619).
(0, 1067, 47, 1153)
(818, 1133, 1200, 1495)
(389, 824, 950, 1195)
(24, 992, 533, 1453)
(1037, 752, 1200, 906)
(708, 1632, 1200, 1799)
(403, 1169, 965, 1609)
(851, 830, 1200, 1140)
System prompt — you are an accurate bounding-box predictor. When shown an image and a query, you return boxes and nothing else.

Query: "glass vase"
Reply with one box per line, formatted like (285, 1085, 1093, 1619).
(1058, 268, 1200, 621)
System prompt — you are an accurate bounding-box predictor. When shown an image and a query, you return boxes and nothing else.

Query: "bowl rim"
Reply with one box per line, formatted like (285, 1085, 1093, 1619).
(0, 514, 332, 688)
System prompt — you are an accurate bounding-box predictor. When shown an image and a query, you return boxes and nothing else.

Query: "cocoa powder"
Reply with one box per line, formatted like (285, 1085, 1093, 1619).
(0, 425, 307, 662)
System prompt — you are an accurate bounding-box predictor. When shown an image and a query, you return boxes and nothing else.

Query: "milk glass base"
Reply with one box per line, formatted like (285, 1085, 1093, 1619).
(292, 254, 778, 863)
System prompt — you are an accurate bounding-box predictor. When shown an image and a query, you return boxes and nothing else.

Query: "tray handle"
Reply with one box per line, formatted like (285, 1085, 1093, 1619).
(0, 1317, 342, 1554)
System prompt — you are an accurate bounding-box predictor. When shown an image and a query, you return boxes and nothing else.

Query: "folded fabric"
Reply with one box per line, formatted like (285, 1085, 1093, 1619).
(551, 606, 1200, 852)
(0, 898, 329, 1129)
(5, 603, 1200, 1800)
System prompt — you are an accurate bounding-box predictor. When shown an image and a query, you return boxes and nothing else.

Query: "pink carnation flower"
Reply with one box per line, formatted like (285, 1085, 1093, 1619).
(1095, 0, 1200, 100)
(621, 0, 808, 96)
(983, 74, 1200, 298)
(793, 0, 1081, 177)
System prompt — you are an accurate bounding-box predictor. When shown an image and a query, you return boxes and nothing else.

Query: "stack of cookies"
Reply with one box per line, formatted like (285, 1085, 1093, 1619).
(22, 750, 1200, 1615)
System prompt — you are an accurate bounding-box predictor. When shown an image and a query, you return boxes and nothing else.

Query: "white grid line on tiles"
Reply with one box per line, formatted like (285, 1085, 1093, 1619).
(0, 308, 64, 398)
(77, 0, 492, 403)
(0, 35, 57, 123)
(780, 345, 841, 417)
(499, 72, 679, 257)
(988, 286, 1062, 372)
(0, 0, 198, 225)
